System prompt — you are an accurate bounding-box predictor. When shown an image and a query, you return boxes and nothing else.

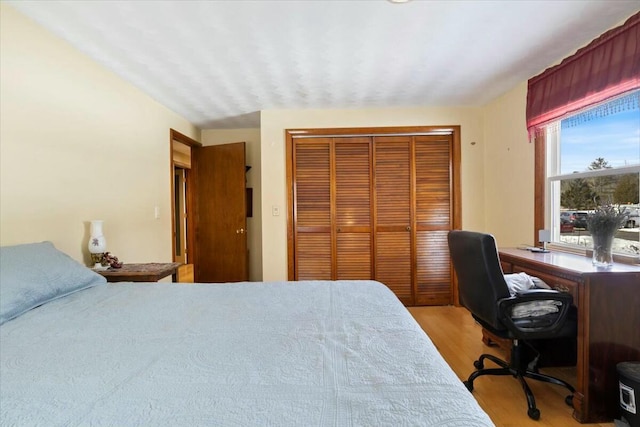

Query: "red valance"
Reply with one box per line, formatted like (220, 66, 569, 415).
(526, 11, 640, 138)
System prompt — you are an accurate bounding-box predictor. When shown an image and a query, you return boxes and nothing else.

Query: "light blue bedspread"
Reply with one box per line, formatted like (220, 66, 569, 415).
(1, 280, 494, 426)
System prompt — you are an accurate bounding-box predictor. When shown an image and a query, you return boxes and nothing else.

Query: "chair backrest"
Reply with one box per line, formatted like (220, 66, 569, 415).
(448, 230, 511, 330)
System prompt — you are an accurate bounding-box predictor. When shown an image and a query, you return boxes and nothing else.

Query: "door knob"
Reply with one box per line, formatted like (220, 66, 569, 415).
(406, 226, 411, 231)
(236, 228, 245, 234)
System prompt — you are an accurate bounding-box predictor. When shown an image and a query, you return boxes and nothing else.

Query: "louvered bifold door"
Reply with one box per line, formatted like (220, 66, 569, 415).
(335, 138, 373, 279)
(414, 135, 453, 305)
(373, 136, 413, 305)
(293, 139, 332, 280)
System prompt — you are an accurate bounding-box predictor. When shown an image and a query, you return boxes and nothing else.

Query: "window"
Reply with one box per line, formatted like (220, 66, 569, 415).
(545, 91, 640, 260)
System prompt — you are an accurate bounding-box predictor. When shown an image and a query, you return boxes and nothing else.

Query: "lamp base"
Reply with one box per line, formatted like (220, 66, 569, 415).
(90, 252, 106, 270)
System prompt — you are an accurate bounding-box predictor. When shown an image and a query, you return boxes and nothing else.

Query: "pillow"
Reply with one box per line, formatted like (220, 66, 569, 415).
(0, 241, 106, 325)
(510, 300, 562, 318)
(504, 272, 558, 319)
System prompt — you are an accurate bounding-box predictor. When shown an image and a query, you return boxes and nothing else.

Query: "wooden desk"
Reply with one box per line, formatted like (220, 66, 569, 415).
(499, 248, 640, 423)
(94, 262, 181, 282)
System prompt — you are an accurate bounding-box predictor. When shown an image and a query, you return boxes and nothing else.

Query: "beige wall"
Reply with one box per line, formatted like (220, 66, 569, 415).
(201, 129, 263, 281)
(260, 107, 485, 281)
(482, 82, 535, 247)
(0, 4, 200, 264)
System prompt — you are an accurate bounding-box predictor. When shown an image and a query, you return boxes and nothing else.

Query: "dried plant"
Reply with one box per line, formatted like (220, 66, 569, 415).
(587, 205, 628, 266)
(586, 204, 628, 235)
(100, 252, 123, 268)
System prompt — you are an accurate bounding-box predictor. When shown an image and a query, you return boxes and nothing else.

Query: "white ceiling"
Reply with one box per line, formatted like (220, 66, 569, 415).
(8, 1, 640, 129)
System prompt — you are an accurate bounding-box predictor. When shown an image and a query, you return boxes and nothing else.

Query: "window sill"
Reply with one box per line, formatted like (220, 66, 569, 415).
(548, 243, 640, 266)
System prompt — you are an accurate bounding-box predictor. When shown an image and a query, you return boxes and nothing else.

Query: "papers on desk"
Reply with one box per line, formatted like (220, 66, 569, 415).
(518, 246, 550, 253)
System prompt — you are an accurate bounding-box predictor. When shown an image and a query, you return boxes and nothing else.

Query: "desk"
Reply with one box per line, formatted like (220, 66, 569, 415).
(499, 248, 640, 423)
(94, 262, 181, 282)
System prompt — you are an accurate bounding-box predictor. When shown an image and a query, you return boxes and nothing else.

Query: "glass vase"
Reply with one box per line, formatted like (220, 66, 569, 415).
(591, 232, 614, 268)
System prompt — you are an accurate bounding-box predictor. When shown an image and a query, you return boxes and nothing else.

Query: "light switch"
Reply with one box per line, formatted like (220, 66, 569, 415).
(272, 205, 280, 216)
(154, 206, 160, 219)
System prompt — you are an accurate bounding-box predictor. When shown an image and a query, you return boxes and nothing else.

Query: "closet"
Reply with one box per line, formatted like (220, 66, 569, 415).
(286, 126, 461, 306)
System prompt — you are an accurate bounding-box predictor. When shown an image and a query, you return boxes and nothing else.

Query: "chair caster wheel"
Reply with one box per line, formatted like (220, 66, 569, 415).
(527, 408, 540, 420)
(565, 395, 573, 407)
(473, 360, 484, 369)
(463, 381, 474, 392)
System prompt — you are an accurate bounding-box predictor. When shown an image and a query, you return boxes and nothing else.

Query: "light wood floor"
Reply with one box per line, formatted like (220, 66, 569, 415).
(408, 306, 614, 427)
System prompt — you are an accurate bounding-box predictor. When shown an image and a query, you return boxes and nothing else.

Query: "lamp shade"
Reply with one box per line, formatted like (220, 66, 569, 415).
(88, 220, 107, 254)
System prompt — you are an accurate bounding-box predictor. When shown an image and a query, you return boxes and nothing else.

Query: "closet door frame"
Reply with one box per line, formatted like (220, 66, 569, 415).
(286, 126, 462, 303)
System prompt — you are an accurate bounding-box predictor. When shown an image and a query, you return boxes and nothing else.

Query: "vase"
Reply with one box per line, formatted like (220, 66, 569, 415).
(88, 220, 107, 268)
(591, 232, 614, 268)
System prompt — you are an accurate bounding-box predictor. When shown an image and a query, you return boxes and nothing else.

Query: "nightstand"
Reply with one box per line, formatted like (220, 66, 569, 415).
(94, 262, 181, 283)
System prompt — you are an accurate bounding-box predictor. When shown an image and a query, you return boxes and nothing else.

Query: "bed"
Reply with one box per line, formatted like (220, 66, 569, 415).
(0, 242, 494, 426)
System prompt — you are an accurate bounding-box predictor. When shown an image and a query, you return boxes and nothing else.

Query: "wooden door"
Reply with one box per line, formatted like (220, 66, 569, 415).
(414, 135, 453, 305)
(373, 136, 413, 305)
(293, 138, 332, 280)
(293, 137, 373, 280)
(286, 126, 461, 306)
(194, 142, 248, 282)
(335, 137, 373, 279)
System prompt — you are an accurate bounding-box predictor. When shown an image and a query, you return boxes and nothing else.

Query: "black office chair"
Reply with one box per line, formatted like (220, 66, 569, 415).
(447, 230, 576, 420)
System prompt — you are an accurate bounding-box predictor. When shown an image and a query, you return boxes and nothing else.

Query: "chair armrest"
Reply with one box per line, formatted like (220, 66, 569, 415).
(497, 290, 573, 339)
(514, 288, 565, 297)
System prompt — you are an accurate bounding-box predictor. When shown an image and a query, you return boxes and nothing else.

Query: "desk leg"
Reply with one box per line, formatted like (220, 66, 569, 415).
(572, 393, 586, 423)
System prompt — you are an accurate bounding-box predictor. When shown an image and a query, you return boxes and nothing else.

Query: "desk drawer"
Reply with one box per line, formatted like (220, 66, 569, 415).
(512, 266, 579, 301)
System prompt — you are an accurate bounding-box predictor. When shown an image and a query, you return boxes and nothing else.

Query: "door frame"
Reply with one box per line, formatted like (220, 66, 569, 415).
(169, 129, 201, 268)
(173, 167, 188, 264)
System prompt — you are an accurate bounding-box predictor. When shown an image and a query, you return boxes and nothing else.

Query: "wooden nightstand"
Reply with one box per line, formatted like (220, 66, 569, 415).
(94, 262, 181, 283)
